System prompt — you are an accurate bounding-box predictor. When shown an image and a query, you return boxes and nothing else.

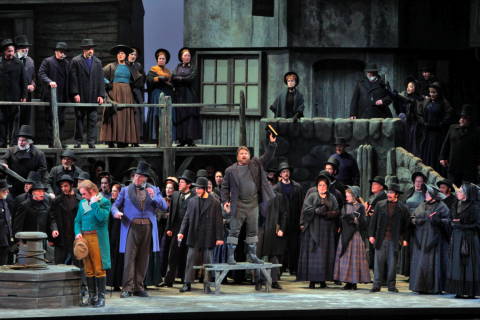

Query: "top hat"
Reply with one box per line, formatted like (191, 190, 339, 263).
(54, 42, 68, 51)
(0, 39, 14, 50)
(387, 183, 402, 194)
(25, 171, 41, 184)
(178, 47, 192, 62)
(283, 71, 299, 86)
(196, 169, 208, 178)
(411, 172, 427, 183)
(436, 179, 454, 191)
(77, 171, 90, 181)
(364, 63, 379, 72)
(334, 137, 349, 147)
(178, 169, 195, 183)
(16, 125, 33, 138)
(369, 176, 386, 188)
(110, 44, 133, 56)
(277, 161, 292, 173)
(192, 176, 209, 189)
(14, 35, 31, 48)
(57, 174, 74, 185)
(154, 48, 170, 64)
(0, 179, 12, 191)
(135, 161, 151, 177)
(325, 156, 339, 170)
(61, 149, 77, 161)
(30, 181, 48, 192)
(460, 104, 474, 119)
(80, 39, 96, 49)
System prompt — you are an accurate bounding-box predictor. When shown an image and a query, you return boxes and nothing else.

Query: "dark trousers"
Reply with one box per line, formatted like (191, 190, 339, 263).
(373, 240, 398, 289)
(164, 237, 188, 285)
(46, 106, 65, 145)
(227, 203, 259, 245)
(285, 231, 299, 274)
(0, 246, 9, 266)
(74, 107, 97, 145)
(0, 106, 20, 146)
(184, 247, 213, 283)
(122, 223, 152, 292)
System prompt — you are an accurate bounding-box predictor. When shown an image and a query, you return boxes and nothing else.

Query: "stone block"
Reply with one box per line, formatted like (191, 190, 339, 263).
(382, 118, 396, 139)
(289, 121, 301, 137)
(352, 119, 369, 142)
(301, 119, 314, 139)
(310, 144, 333, 162)
(277, 119, 290, 136)
(334, 118, 353, 141)
(314, 118, 334, 142)
(368, 118, 383, 140)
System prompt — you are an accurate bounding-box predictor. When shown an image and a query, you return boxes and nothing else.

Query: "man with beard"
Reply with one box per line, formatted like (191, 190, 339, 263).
(0, 180, 13, 265)
(48, 149, 85, 195)
(160, 169, 195, 288)
(14, 35, 35, 126)
(70, 39, 105, 149)
(38, 42, 70, 148)
(0, 125, 48, 196)
(0, 38, 27, 147)
(273, 161, 303, 276)
(328, 138, 360, 186)
(177, 177, 224, 293)
(221, 133, 277, 265)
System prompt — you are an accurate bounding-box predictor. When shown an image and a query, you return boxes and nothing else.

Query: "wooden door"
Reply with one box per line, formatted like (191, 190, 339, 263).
(313, 59, 364, 118)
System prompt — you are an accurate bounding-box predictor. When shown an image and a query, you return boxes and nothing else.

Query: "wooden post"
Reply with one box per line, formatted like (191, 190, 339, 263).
(239, 90, 247, 146)
(50, 87, 62, 149)
(157, 92, 165, 148)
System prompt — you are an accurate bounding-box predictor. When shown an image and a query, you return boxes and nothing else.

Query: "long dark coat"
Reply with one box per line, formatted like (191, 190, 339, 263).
(0, 199, 13, 247)
(172, 63, 202, 141)
(395, 91, 423, 156)
(38, 56, 71, 102)
(297, 191, 339, 282)
(440, 124, 480, 185)
(409, 200, 451, 293)
(0, 145, 48, 196)
(179, 194, 223, 249)
(69, 54, 106, 102)
(14, 197, 53, 237)
(20, 56, 35, 88)
(258, 190, 287, 257)
(221, 142, 276, 218)
(48, 165, 86, 195)
(49, 192, 81, 250)
(108, 198, 123, 288)
(270, 88, 305, 118)
(349, 77, 393, 119)
(0, 56, 27, 101)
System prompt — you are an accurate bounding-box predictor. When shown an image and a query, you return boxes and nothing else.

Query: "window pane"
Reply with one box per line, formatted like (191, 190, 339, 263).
(234, 59, 246, 83)
(217, 60, 228, 82)
(203, 59, 215, 82)
(216, 85, 227, 104)
(203, 85, 215, 104)
(247, 86, 258, 109)
(234, 85, 246, 105)
(247, 59, 259, 83)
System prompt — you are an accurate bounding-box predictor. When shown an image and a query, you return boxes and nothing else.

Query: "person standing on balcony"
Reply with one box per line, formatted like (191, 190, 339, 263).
(14, 35, 35, 127)
(270, 72, 304, 122)
(127, 47, 145, 147)
(70, 38, 105, 149)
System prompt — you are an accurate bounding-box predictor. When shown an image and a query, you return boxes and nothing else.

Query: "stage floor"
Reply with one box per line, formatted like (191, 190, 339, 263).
(2, 275, 480, 320)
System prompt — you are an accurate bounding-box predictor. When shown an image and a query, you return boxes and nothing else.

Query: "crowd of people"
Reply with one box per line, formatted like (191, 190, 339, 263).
(0, 36, 202, 149)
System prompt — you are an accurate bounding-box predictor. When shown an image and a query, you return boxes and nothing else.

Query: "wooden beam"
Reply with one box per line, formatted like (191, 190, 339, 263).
(175, 156, 194, 177)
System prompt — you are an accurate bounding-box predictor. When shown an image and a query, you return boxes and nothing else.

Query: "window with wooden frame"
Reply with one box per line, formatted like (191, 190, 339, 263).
(198, 52, 262, 115)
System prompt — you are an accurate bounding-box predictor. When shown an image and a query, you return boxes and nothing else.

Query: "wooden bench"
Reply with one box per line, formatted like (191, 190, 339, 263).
(193, 262, 282, 294)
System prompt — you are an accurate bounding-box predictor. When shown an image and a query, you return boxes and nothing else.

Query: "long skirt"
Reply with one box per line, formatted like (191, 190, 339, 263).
(100, 82, 139, 144)
(297, 229, 336, 282)
(333, 232, 371, 284)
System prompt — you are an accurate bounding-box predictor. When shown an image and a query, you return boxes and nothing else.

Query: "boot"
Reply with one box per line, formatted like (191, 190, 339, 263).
(179, 283, 191, 293)
(227, 244, 237, 265)
(79, 286, 89, 306)
(247, 243, 264, 264)
(86, 277, 98, 306)
(94, 277, 106, 308)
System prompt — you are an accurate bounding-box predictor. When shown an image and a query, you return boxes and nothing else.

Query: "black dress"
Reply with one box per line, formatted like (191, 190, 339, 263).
(107, 199, 124, 289)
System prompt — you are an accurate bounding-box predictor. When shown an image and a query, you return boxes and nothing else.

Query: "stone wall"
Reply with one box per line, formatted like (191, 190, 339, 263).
(261, 117, 404, 191)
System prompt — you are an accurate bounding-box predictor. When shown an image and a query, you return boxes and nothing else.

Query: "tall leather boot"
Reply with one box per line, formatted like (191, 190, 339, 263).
(247, 243, 264, 264)
(94, 277, 106, 308)
(227, 244, 237, 265)
(79, 273, 89, 306)
(86, 277, 98, 306)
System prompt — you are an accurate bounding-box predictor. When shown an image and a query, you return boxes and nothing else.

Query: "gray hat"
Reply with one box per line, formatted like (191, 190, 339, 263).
(192, 177, 208, 189)
(61, 149, 77, 161)
(0, 180, 12, 191)
(55, 42, 68, 51)
(364, 63, 378, 72)
(347, 185, 361, 199)
(80, 38, 96, 48)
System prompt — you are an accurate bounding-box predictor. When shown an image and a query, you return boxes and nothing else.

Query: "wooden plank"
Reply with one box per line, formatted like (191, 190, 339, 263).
(175, 156, 194, 177)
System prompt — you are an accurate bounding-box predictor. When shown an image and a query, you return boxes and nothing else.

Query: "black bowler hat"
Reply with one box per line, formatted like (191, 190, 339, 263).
(325, 156, 339, 170)
(178, 169, 195, 184)
(154, 48, 170, 63)
(135, 161, 151, 177)
(14, 35, 31, 48)
(0, 39, 14, 50)
(277, 161, 292, 173)
(334, 137, 349, 147)
(283, 71, 299, 86)
(110, 44, 133, 56)
(80, 38, 96, 48)
(192, 177, 208, 189)
(178, 47, 192, 62)
(387, 183, 403, 194)
(30, 181, 48, 192)
(437, 179, 454, 191)
(16, 125, 34, 138)
(364, 63, 379, 72)
(55, 42, 68, 51)
(61, 149, 77, 161)
(460, 104, 473, 119)
(411, 172, 427, 183)
(77, 171, 90, 181)
(266, 166, 278, 173)
(0, 179, 12, 191)
(25, 171, 41, 184)
(57, 174, 74, 186)
(369, 176, 386, 188)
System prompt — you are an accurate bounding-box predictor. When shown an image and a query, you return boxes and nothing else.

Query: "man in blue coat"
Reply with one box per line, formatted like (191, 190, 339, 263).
(111, 161, 168, 298)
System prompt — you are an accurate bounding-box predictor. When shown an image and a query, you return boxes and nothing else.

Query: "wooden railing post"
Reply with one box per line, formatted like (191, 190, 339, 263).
(239, 90, 247, 146)
(157, 92, 165, 147)
(158, 94, 172, 148)
(50, 87, 62, 149)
